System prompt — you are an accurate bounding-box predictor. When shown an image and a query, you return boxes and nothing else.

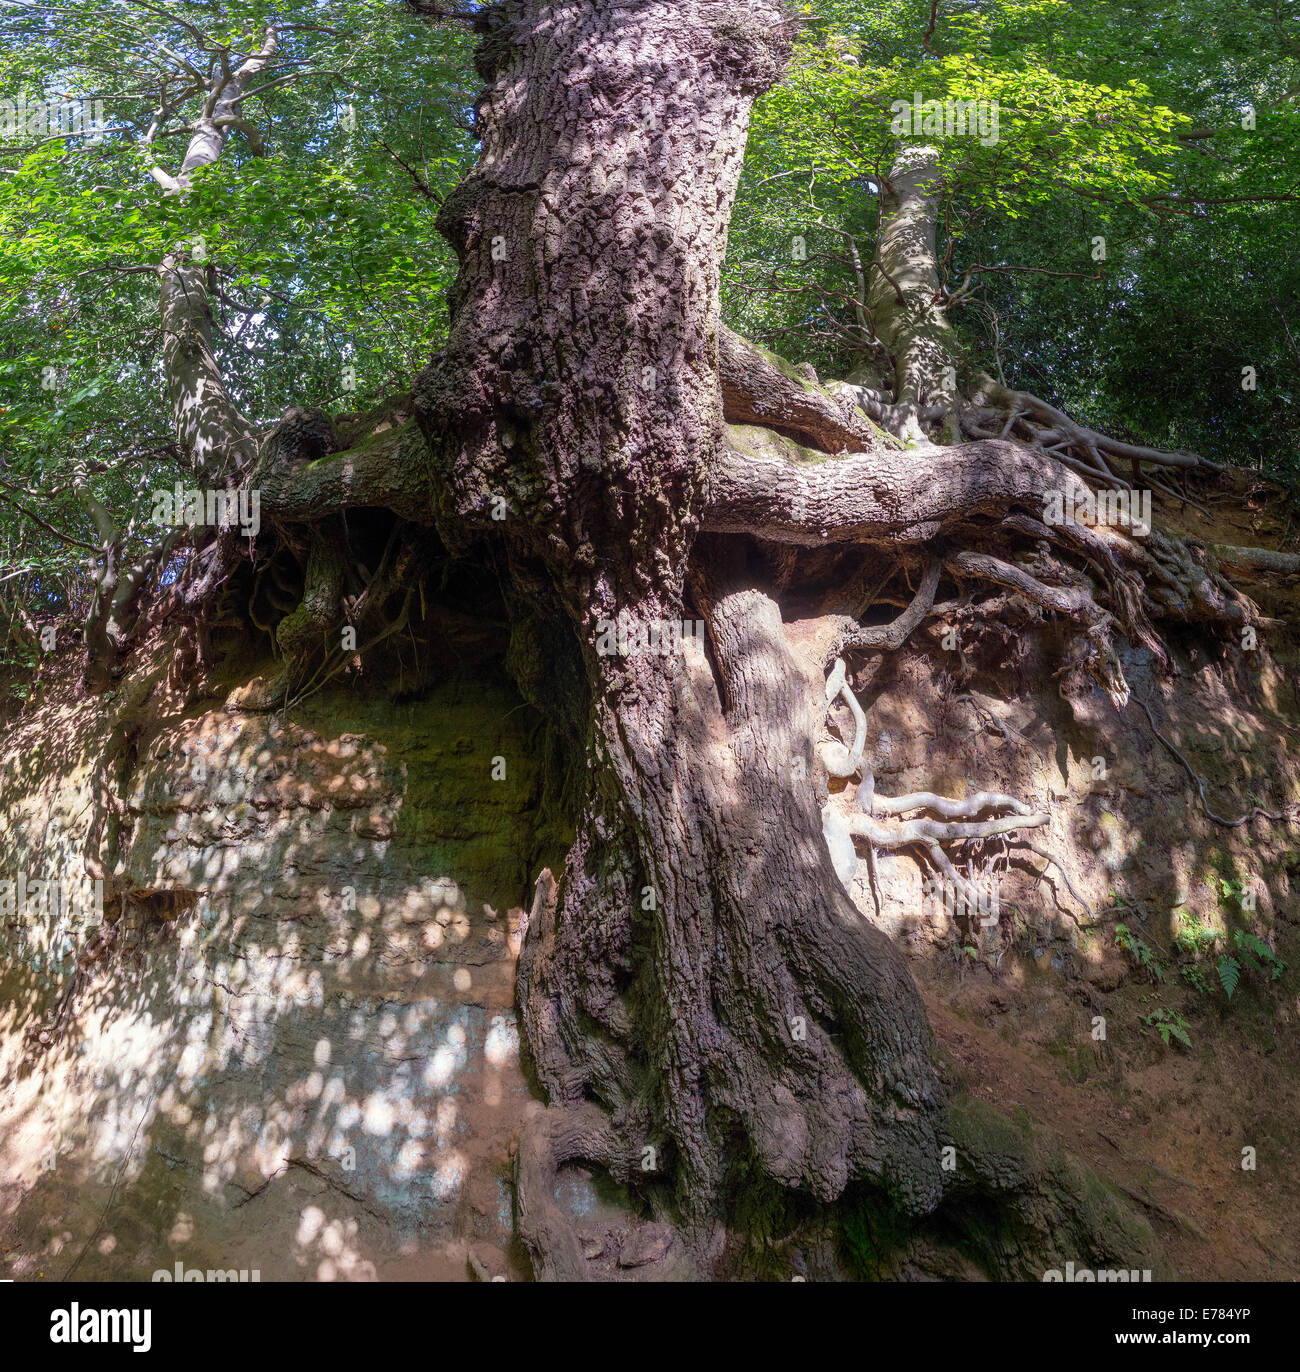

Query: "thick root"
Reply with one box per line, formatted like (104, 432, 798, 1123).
(513, 1100, 692, 1281)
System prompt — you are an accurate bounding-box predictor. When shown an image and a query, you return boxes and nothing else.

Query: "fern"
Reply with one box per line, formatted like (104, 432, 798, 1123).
(1217, 954, 1241, 1000)
(1234, 929, 1285, 981)
(1166, 1020, 1192, 1049)
(1179, 964, 1209, 994)
(1216, 875, 1247, 907)
(1174, 911, 1218, 957)
(1142, 1007, 1192, 1048)
(1114, 923, 1165, 983)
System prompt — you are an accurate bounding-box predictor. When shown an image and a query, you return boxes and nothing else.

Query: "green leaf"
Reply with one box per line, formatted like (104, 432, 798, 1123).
(1217, 955, 1241, 1000)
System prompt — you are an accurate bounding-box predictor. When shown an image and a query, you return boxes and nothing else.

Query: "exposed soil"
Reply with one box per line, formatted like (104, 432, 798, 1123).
(1, 473, 1298, 1281)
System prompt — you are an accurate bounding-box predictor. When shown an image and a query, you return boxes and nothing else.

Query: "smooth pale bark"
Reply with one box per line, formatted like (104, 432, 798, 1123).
(155, 31, 276, 478)
(865, 145, 960, 437)
(81, 31, 277, 689)
(854, 147, 1207, 479)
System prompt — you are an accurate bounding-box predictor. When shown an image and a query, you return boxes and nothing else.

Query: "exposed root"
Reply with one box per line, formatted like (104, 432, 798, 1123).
(1016, 842, 1094, 922)
(706, 428, 1252, 685)
(1134, 695, 1299, 829)
(960, 377, 1215, 476)
(1209, 543, 1300, 577)
(851, 806, 1049, 848)
(823, 558, 942, 665)
(78, 487, 186, 691)
(513, 1100, 681, 1282)
(274, 520, 346, 667)
(719, 313, 1211, 484)
(819, 654, 1048, 933)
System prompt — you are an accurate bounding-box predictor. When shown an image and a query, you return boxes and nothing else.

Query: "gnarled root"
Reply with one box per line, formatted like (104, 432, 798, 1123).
(514, 1099, 691, 1281)
(820, 652, 1047, 932)
(704, 429, 1253, 668)
(959, 376, 1212, 483)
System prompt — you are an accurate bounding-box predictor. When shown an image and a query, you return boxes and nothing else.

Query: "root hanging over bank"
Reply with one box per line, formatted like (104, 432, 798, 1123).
(818, 637, 1048, 922)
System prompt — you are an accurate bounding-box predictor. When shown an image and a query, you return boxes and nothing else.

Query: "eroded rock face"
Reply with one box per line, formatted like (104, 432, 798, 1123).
(0, 667, 549, 1281)
(3, 623, 1298, 1282)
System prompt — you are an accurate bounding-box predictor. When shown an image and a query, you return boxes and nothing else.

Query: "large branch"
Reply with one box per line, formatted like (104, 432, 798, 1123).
(255, 416, 434, 524)
(703, 431, 1093, 546)
(718, 325, 884, 454)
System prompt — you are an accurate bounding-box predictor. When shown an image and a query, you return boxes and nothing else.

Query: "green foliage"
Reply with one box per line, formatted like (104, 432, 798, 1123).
(1214, 874, 1251, 910)
(1114, 922, 1165, 984)
(1115, 890, 1285, 1043)
(1229, 929, 1286, 984)
(1217, 954, 1241, 1001)
(1118, 899, 1287, 1046)
(1173, 911, 1218, 959)
(1141, 1006, 1192, 1049)
(727, 0, 1300, 471)
(1179, 963, 1209, 995)
(0, 0, 476, 646)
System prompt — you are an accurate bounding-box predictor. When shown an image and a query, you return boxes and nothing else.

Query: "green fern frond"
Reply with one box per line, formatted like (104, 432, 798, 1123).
(1217, 955, 1241, 1000)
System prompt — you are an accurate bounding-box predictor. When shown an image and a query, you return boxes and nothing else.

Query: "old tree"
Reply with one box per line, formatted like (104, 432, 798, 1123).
(3, 0, 1299, 1277)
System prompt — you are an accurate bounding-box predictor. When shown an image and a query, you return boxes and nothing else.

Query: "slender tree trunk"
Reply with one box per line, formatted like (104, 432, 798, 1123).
(417, 0, 945, 1274)
(159, 255, 254, 480)
(152, 31, 276, 479)
(865, 145, 961, 439)
(855, 144, 1203, 488)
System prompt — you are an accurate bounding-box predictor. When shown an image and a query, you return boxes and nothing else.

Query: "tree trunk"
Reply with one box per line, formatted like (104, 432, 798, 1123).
(865, 145, 960, 439)
(853, 144, 1206, 487)
(416, 0, 945, 1275)
(153, 33, 274, 480)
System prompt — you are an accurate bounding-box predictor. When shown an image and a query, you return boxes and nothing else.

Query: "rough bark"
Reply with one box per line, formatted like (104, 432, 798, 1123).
(704, 434, 1096, 546)
(413, 0, 952, 1275)
(1209, 542, 1300, 575)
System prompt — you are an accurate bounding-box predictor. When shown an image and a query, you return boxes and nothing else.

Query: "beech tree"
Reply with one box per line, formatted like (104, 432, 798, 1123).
(3, 0, 1299, 1278)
